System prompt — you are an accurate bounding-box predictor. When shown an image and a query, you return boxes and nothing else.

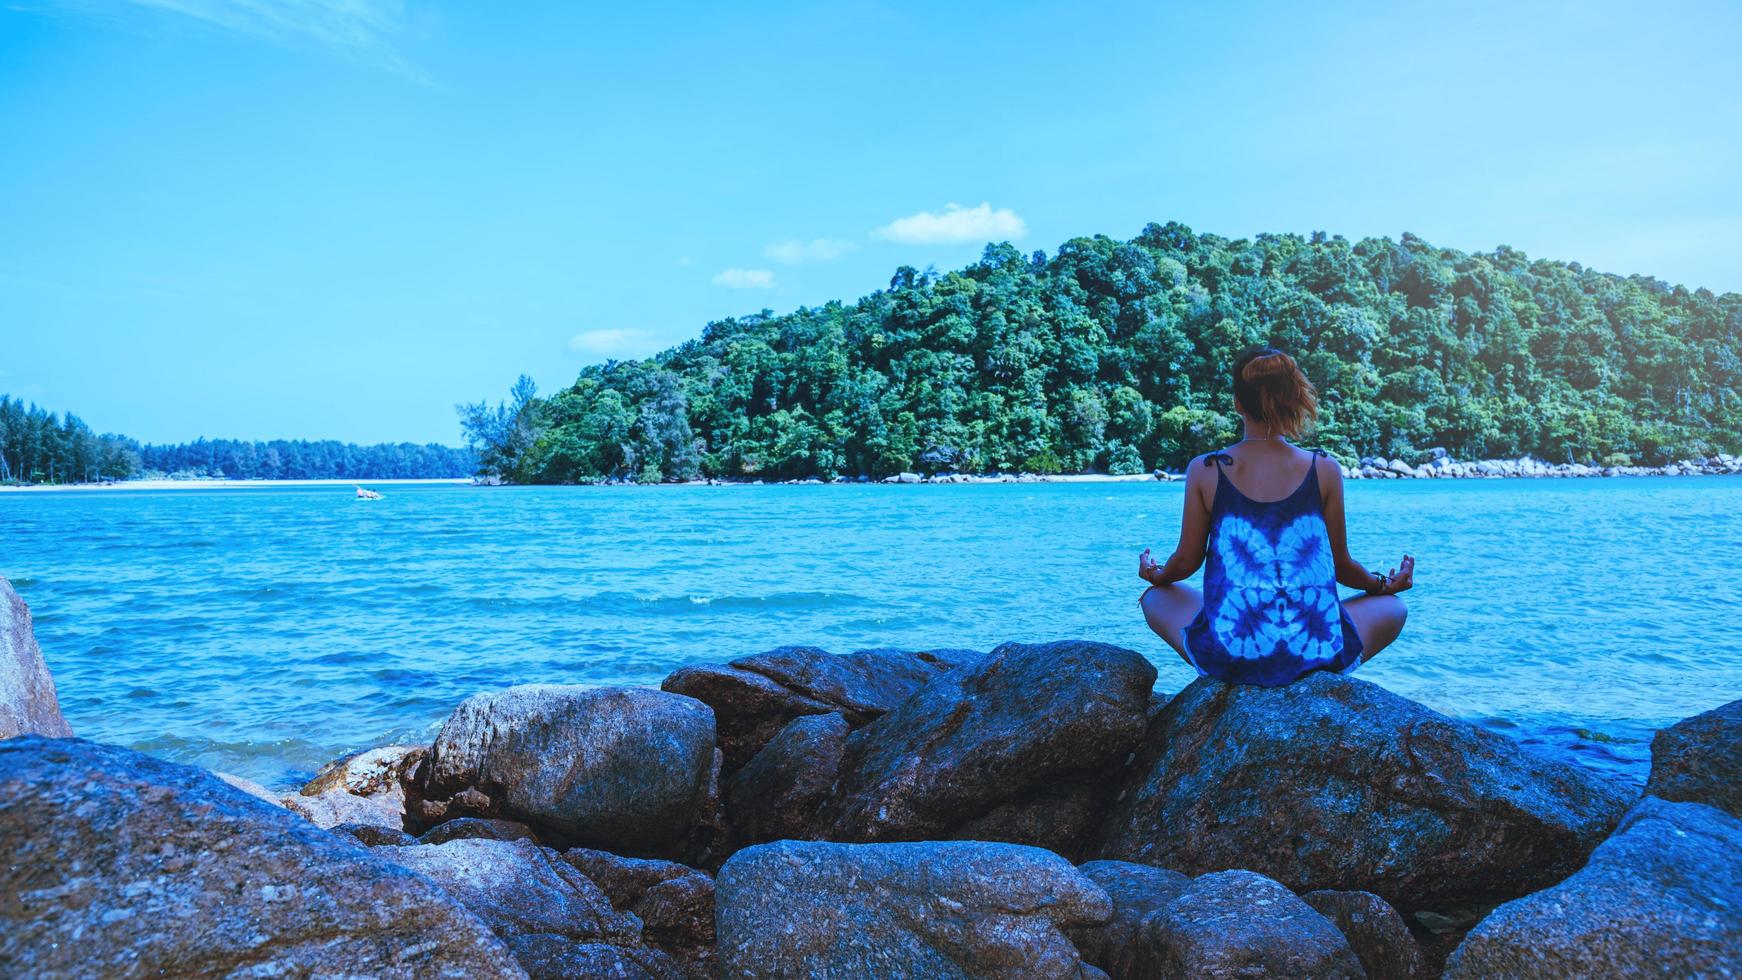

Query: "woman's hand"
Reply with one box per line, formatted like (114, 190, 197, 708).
(1139, 548, 1161, 586)
(1377, 555, 1415, 594)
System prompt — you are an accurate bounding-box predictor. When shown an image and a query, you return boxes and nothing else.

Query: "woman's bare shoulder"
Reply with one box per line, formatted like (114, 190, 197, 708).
(1310, 449, 1344, 485)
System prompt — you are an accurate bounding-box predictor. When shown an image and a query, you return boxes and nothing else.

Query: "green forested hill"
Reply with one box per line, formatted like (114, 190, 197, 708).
(460, 223, 1742, 482)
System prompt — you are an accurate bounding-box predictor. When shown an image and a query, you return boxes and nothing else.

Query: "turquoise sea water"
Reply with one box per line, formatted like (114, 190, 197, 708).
(3, 478, 1739, 788)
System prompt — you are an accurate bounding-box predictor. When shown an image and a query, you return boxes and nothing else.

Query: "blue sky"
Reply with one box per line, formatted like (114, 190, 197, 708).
(2, 1, 1739, 445)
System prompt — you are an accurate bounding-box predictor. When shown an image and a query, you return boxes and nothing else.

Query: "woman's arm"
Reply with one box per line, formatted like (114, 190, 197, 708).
(1320, 456, 1413, 593)
(1140, 458, 1214, 586)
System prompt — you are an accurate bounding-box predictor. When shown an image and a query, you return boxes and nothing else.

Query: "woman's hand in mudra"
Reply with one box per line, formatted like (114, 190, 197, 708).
(1139, 548, 1162, 586)
(1377, 555, 1415, 594)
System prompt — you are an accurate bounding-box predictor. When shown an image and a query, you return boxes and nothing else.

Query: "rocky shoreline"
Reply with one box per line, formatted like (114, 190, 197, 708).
(610, 450, 1742, 485)
(2, 577, 1739, 978)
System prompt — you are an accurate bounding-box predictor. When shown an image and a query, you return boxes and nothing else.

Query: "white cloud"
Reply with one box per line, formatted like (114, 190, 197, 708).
(874, 202, 1028, 245)
(568, 329, 652, 357)
(764, 238, 856, 265)
(712, 267, 776, 289)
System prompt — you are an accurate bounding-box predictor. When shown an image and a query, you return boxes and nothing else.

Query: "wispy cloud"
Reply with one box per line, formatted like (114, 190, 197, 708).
(569, 328, 652, 358)
(875, 202, 1027, 245)
(764, 237, 855, 265)
(23, 0, 426, 81)
(712, 267, 776, 290)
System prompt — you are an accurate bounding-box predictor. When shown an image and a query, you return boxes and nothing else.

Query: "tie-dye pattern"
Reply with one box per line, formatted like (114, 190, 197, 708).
(1183, 453, 1364, 685)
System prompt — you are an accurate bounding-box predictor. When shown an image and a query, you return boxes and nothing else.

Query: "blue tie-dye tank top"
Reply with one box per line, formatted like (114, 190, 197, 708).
(1182, 451, 1364, 686)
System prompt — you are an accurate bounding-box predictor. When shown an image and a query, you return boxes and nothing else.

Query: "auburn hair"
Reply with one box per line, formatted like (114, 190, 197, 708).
(1232, 346, 1318, 437)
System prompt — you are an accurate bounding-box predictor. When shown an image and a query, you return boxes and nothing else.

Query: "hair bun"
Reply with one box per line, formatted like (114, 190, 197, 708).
(1232, 346, 1318, 437)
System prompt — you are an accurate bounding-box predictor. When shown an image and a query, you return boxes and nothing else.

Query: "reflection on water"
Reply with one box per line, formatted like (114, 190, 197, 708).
(4, 477, 1739, 787)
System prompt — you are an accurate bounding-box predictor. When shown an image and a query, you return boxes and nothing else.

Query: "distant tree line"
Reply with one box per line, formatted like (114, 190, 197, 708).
(0, 396, 474, 485)
(0, 397, 138, 484)
(461, 222, 1742, 483)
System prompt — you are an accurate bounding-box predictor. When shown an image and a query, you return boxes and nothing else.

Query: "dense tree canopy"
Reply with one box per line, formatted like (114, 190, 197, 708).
(464, 223, 1742, 483)
(0, 396, 473, 485)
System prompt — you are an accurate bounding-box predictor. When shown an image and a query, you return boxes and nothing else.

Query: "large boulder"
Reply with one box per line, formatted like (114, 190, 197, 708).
(716, 839, 1112, 979)
(1302, 889, 1428, 980)
(826, 640, 1155, 847)
(0, 577, 72, 739)
(1646, 697, 1741, 818)
(661, 645, 977, 769)
(424, 685, 715, 856)
(0, 736, 522, 977)
(1443, 796, 1742, 978)
(725, 711, 849, 845)
(374, 838, 676, 978)
(1096, 674, 1633, 911)
(1066, 860, 1193, 979)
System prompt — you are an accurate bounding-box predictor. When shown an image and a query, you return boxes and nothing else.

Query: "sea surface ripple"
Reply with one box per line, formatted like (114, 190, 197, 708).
(4, 478, 1739, 788)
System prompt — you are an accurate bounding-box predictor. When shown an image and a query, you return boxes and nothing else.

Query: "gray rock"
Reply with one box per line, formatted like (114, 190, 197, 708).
(334, 822, 420, 846)
(661, 645, 976, 769)
(561, 847, 715, 950)
(425, 685, 715, 856)
(1647, 697, 1742, 818)
(420, 815, 543, 845)
(828, 640, 1154, 846)
(375, 838, 642, 945)
(0, 736, 522, 978)
(1151, 870, 1363, 979)
(1303, 889, 1428, 980)
(725, 711, 848, 845)
(1443, 796, 1742, 978)
(284, 786, 405, 831)
(302, 743, 425, 807)
(947, 773, 1112, 863)
(0, 577, 72, 739)
(1066, 860, 1193, 979)
(715, 839, 1112, 979)
(212, 769, 284, 806)
(1095, 673, 1632, 912)
(501, 934, 679, 980)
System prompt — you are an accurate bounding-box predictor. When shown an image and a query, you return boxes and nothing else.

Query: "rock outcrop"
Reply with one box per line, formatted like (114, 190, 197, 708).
(0, 736, 522, 978)
(1443, 796, 1742, 978)
(0, 577, 72, 739)
(1646, 696, 1741, 818)
(1096, 673, 1633, 911)
(1302, 889, 1428, 980)
(375, 837, 676, 978)
(826, 640, 1154, 852)
(715, 839, 1112, 978)
(725, 711, 849, 845)
(661, 645, 977, 769)
(424, 685, 715, 856)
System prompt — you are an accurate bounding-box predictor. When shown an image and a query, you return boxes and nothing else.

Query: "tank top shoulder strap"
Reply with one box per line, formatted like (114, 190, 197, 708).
(1201, 451, 1235, 468)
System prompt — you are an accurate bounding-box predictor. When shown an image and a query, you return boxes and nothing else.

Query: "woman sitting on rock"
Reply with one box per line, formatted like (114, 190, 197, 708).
(1138, 346, 1413, 684)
